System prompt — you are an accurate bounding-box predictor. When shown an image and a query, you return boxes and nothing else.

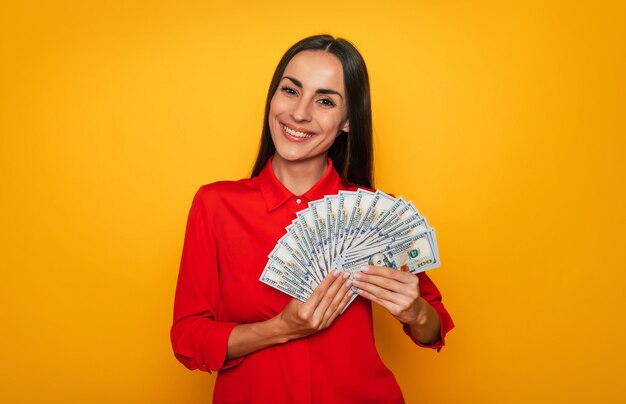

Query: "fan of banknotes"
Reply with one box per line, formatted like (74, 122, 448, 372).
(259, 189, 440, 303)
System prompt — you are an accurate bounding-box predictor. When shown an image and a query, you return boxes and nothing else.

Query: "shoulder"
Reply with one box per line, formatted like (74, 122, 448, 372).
(192, 177, 261, 208)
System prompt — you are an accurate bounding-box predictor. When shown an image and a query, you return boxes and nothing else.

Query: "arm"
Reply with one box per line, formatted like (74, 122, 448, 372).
(352, 266, 454, 348)
(403, 295, 441, 345)
(171, 187, 353, 371)
(171, 187, 238, 372)
(226, 269, 352, 359)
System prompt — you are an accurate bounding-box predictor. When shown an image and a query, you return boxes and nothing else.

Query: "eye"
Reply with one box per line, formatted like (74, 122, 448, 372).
(318, 98, 336, 107)
(280, 86, 297, 96)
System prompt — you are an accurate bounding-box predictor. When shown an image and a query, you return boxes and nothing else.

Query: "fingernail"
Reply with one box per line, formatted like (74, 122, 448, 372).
(353, 273, 362, 279)
(342, 271, 350, 279)
(352, 280, 360, 286)
(359, 266, 369, 272)
(346, 279, 353, 287)
(333, 269, 341, 277)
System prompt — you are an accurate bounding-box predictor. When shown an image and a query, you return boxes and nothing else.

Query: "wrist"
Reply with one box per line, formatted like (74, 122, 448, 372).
(406, 297, 429, 327)
(270, 313, 297, 344)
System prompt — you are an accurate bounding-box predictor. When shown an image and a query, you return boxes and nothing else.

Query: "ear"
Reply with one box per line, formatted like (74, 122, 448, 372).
(340, 119, 350, 134)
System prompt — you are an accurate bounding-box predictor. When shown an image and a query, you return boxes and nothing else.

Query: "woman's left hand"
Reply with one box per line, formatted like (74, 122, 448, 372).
(351, 265, 426, 325)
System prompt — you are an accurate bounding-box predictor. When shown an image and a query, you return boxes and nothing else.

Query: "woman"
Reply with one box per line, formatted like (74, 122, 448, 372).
(171, 34, 454, 403)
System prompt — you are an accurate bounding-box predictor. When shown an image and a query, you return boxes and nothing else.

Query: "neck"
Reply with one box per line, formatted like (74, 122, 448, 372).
(271, 155, 328, 195)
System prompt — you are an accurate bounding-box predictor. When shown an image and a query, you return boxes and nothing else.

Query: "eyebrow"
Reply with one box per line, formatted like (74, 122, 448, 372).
(282, 76, 344, 99)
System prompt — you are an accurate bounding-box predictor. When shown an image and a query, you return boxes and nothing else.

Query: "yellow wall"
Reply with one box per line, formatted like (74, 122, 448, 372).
(1, 1, 624, 403)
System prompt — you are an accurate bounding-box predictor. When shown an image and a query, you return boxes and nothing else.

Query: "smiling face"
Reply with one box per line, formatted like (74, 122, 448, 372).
(268, 50, 350, 167)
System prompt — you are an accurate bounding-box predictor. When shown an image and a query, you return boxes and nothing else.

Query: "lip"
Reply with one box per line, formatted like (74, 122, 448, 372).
(280, 122, 315, 142)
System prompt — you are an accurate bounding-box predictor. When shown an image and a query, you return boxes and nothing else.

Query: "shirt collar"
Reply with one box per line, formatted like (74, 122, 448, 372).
(256, 157, 342, 212)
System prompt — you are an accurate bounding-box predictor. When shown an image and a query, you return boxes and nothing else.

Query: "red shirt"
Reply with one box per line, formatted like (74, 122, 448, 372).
(171, 158, 454, 404)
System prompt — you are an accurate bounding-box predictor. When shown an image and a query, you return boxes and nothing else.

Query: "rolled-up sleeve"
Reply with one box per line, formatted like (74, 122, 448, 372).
(403, 272, 454, 352)
(171, 187, 243, 372)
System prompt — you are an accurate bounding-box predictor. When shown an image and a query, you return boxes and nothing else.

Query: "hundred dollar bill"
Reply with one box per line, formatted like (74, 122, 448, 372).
(351, 196, 407, 248)
(356, 199, 422, 250)
(259, 261, 310, 301)
(339, 230, 439, 274)
(342, 189, 365, 248)
(324, 195, 339, 269)
(430, 227, 440, 262)
(342, 189, 377, 251)
(278, 232, 323, 285)
(263, 256, 314, 295)
(309, 199, 331, 273)
(335, 190, 358, 259)
(333, 192, 347, 264)
(267, 242, 317, 291)
(391, 230, 440, 273)
(286, 223, 324, 283)
(346, 215, 430, 256)
(376, 199, 422, 235)
(348, 191, 400, 250)
(351, 190, 385, 239)
(296, 208, 329, 277)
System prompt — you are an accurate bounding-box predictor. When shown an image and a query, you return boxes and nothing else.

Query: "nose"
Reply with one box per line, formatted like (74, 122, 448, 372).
(290, 97, 312, 122)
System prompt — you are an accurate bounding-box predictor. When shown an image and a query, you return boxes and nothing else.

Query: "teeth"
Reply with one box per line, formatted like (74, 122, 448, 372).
(283, 125, 313, 138)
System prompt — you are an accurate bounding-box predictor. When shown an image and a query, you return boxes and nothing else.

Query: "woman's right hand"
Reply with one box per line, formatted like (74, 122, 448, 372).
(226, 270, 352, 359)
(277, 269, 354, 340)
(225, 270, 353, 360)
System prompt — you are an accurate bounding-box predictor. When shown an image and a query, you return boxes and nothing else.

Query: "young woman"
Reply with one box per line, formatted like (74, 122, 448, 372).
(171, 35, 454, 403)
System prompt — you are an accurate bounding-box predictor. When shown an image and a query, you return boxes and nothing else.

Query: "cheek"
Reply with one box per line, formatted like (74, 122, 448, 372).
(269, 94, 289, 117)
(319, 111, 346, 132)
(315, 110, 346, 146)
(268, 97, 277, 119)
(268, 97, 282, 136)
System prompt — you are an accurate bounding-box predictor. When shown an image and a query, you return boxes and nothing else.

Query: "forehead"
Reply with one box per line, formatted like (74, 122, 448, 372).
(283, 50, 345, 91)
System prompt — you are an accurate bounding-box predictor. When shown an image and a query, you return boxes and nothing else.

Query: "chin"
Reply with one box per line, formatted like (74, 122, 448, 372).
(273, 151, 310, 163)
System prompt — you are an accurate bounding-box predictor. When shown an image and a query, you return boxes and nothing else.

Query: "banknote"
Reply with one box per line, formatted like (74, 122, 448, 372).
(260, 261, 310, 301)
(285, 223, 324, 283)
(295, 208, 327, 276)
(309, 199, 330, 272)
(259, 190, 441, 309)
(268, 242, 317, 291)
(338, 230, 439, 274)
(336, 190, 358, 259)
(344, 216, 430, 257)
(324, 195, 339, 268)
(342, 189, 376, 251)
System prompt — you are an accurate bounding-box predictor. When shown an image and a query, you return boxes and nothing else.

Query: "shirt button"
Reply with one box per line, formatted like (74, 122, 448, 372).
(296, 198, 302, 204)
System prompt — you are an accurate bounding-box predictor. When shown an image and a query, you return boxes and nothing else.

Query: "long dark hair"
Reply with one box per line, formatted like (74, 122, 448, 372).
(250, 34, 373, 188)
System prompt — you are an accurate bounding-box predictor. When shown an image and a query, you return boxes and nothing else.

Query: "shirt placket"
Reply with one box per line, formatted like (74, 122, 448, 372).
(287, 196, 313, 403)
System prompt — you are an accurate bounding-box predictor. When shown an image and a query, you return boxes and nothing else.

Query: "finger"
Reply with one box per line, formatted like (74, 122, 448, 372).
(361, 265, 415, 284)
(353, 271, 408, 294)
(352, 278, 409, 305)
(321, 277, 353, 327)
(306, 269, 342, 310)
(312, 270, 350, 324)
(337, 284, 355, 315)
(322, 293, 353, 328)
(356, 286, 404, 314)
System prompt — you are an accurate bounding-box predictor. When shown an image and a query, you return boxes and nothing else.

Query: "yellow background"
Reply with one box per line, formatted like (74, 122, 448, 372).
(1, 1, 625, 403)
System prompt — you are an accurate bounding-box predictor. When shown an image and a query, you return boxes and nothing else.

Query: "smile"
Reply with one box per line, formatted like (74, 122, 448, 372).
(281, 124, 314, 139)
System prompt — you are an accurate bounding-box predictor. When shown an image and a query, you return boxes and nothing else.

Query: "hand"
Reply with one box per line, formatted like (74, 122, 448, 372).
(277, 270, 353, 340)
(351, 265, 426, 325)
